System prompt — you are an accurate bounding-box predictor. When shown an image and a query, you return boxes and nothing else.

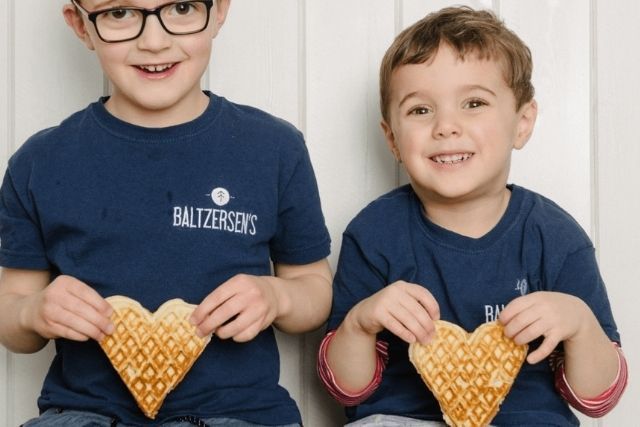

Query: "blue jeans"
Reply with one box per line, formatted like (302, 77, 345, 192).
(22, 408, 301, 427)
(345, 414, 496, 427)
(345, 414, 447, 427)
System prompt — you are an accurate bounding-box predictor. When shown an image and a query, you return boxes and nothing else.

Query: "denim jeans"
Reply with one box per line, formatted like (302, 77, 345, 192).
(345, 414, 447, 427)
(22, 408, 301, 427)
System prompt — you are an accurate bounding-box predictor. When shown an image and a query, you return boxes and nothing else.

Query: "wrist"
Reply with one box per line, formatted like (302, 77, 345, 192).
(266, 276, 292, 323)
(342, 305, 378, 340)
(566, 298, 599, 345)
(17, 293, 36, 335)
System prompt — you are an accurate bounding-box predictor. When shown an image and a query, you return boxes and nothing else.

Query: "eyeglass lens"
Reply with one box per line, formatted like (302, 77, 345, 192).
(95, 1, 211, 42)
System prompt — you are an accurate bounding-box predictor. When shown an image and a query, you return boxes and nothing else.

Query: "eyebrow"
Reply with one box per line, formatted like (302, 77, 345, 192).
(92, 0, 135, 9)
(397, 84, 497, 108)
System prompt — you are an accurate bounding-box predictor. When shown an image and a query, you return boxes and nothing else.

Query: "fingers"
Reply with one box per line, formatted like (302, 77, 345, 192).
(35, 276, 114, 341)
(191, 275, 276, 341)
(356, 281, 439, 345)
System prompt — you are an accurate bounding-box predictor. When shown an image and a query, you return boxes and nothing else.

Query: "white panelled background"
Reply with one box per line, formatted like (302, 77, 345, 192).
(1, 1, 638, 426)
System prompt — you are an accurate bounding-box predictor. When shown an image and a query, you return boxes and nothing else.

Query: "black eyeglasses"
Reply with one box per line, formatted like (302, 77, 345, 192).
(71, 0, 214, 43)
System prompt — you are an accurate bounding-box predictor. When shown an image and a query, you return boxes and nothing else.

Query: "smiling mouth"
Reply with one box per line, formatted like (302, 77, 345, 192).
(135, 63, 177, 73)
(430, 153, 474, 165)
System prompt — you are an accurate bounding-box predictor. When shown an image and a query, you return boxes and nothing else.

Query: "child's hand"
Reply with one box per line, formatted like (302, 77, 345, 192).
(24, 275, 114, 342)
(190, 274, 280, 342)
(499, 291, 591, 364)
(347, 281, 439, 344)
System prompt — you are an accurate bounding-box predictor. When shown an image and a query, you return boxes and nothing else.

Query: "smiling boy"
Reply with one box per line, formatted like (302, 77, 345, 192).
(318, 7, 627, 426)
(0, 1, 332, 426)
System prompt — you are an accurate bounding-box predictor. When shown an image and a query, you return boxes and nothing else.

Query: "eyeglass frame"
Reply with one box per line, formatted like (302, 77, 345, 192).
(70, 0, 215, 43)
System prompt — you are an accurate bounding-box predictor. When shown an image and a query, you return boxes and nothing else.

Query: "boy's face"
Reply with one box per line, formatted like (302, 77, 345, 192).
(382, 43, 537, 204)
(64, 0, 230, 124)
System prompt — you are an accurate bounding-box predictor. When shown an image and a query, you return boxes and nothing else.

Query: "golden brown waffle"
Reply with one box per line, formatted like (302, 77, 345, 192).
(409, 320, 527, 427)
(99, 296, 211, 419)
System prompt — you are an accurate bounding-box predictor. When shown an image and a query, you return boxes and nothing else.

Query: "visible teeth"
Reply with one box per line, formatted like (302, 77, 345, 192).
(432, 153, 473, 164)
(139, 63, 173, 73)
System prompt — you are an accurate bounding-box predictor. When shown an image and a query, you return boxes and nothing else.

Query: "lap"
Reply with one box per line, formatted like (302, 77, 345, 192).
(345, 414, 447, 427)
(22, 409, 300, 427)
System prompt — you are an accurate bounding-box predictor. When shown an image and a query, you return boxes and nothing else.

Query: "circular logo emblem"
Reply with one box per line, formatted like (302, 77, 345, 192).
(211, 187, 230, 206)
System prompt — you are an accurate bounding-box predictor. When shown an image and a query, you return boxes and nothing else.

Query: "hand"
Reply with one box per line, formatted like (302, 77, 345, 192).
(190, 274, 281, 342)
(499, 291, 590, 364)
(347, 281, 439, 344)
(23, 275, 114, 342)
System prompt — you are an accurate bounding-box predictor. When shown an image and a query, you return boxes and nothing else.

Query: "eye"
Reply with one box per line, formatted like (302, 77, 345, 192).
(408, 106, 432, 116)
(170, 1, 197, 15)
(464, 99, 488, 109)
(103, 8, 135, 20)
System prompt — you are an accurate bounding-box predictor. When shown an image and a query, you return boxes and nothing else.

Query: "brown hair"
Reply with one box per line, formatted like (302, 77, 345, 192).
(379, 6, 534, 122)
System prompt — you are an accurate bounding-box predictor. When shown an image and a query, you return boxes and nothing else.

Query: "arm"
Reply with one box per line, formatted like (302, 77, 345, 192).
(561, 301, 620, 398)
(190, 259, 332, 341)
(500, 292, 619, 398)
(325, 281, 439, 394)
(0, 268, 113, 353)
(0, 268, 50, 353)
(271, 259, 333, 333)
(555, 343, 628, 417)
(318, 330, 389, 405)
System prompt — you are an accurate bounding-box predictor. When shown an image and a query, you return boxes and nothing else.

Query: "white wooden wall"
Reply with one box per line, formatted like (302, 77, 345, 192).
(1, 1, 638, 426)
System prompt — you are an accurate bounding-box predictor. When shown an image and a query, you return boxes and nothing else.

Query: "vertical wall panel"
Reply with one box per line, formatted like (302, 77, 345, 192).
(209, 0, 300, 126)
(304, 1, 398, 425)
(1, 0, 13, 421)
(402, 0, 493, 25)
(9, 1, 104, 425)
(14, 0, 103, 145)
(208, 0, 307, 417)
(596, 1, 640, 425)
(503, 0, 592, 232)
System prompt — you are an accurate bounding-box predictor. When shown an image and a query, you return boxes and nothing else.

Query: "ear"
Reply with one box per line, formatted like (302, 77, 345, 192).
(381, 120, 401, 162)
(513, 99, 537, 150)
(211, 0, 231, 37)
(62, 4, 95, 50)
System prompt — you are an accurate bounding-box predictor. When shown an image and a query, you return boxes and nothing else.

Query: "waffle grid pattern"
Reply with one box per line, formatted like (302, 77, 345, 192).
(100, 296, 211, 419)
(409, 321, 527, 427)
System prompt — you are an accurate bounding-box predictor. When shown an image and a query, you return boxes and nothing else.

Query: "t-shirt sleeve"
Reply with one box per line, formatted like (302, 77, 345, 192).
(552, 246, 620, 343)
(269, 136, 330, 265)
(0, 165, 50, 269)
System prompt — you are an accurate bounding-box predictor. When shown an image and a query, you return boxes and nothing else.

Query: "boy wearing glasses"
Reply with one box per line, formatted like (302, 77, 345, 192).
(0, 1, 331, 426)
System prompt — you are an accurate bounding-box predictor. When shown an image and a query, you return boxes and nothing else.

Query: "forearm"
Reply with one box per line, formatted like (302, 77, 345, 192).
(0, 292, 47, 353)
(326, 312, 379, 393)
(563, 309, 619, 398)
(270, 260, 332, 333)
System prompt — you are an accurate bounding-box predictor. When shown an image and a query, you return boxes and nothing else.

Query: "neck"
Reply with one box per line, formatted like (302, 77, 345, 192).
(418, 187, 512, 238)
(104, 89, 209, 128)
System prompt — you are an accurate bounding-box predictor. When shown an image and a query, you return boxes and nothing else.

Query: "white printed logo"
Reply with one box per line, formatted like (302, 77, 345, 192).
(210, 187, 230, 206)
(515, 278, 529, 296)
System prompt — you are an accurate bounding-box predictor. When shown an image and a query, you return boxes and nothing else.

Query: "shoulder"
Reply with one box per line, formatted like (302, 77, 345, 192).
(8, 106, 92, 170)
(515, 185, 593, 249)
(345, 185, 415, 237)
(216, 95, 304, 147)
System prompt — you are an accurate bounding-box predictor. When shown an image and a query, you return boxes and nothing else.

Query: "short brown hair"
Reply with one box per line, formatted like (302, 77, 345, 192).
(379, 6, 534, 122)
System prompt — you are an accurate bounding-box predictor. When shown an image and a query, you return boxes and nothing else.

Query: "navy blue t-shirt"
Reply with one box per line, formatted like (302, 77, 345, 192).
(0, 92, 330, 425)
(328, 184, 619, 427)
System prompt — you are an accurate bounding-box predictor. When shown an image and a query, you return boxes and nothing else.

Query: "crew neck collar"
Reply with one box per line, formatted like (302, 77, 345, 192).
(414, 184, 523, 252)
(89, 91, 222, 143)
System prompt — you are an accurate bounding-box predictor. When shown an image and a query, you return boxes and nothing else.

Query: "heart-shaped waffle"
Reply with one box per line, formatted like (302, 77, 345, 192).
(99, 296, 211, 419)
(409, 320, 527, 427)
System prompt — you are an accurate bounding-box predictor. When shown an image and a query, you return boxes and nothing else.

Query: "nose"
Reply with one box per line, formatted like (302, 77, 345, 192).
(432, 109, 462, 139)
(136, 15, 172, 51)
